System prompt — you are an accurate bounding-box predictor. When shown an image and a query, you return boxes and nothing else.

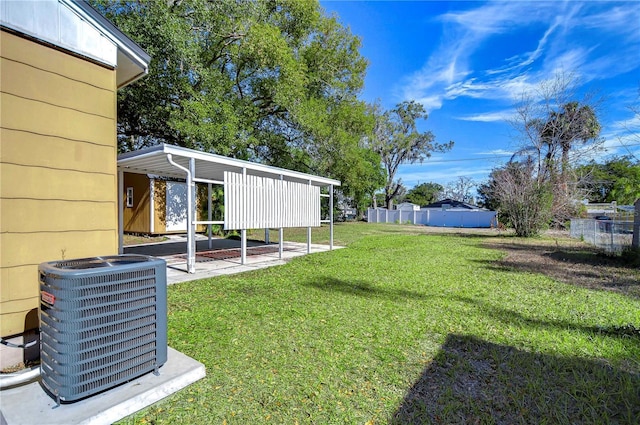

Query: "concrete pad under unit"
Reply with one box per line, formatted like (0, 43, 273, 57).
(0, 347, 205, 425)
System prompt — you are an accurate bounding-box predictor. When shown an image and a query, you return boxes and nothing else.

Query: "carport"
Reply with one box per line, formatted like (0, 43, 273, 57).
(117, 144, 340, 273)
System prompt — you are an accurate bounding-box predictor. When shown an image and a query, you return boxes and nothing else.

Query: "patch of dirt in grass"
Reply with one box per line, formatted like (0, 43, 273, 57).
(483, 230, 640, 298)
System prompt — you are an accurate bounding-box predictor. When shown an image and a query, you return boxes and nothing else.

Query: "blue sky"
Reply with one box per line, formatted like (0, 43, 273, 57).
(320, 0, 640, 190)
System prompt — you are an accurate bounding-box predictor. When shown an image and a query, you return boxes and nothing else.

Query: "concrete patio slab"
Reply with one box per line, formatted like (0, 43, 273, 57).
(0, 347, 205, 425)
(124, 236, 343, 285)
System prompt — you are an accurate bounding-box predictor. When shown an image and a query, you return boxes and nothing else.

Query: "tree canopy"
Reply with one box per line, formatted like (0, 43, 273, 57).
(91, 0, 384, 203)
(487, 73, 605, 233)
(405, 182, 443, 207)
(442, 177, 476, 204)
(577, 156, 640, 205)
(368, 101, 453, 209)
(530, 101, 601, 180)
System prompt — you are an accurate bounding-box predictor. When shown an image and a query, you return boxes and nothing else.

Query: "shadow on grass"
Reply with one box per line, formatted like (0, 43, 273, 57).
(303, 276, 429, 301)
(451, 294, 640, 344)
(484, 240, 633, 268)
(478, 242, 640, 299)
(123, 238, 268, 256)
(546, 249, 636, 268)
(392, 334, 640, 424)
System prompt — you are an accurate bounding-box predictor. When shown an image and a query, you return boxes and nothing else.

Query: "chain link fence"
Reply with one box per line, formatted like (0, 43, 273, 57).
(570, 219, 634, 254)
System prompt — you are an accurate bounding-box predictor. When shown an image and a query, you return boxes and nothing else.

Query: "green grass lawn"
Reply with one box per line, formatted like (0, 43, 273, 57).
(121, 223, 639, 424)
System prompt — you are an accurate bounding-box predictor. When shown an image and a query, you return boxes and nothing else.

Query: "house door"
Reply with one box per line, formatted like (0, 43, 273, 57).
(166, 181, 188, 231)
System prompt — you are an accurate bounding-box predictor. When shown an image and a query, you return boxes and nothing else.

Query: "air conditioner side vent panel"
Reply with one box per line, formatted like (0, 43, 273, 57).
(39, 255, 167, 403)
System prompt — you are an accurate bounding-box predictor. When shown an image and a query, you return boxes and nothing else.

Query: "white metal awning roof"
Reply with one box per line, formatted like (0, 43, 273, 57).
(117, 144, 341, 187)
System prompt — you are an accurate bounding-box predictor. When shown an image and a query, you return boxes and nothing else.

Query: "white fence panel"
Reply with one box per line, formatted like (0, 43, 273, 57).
(225, 172, 320, 230)
(367, 207, 496, 228)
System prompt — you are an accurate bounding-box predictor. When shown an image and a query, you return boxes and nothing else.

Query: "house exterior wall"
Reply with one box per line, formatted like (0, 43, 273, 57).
(0, 30, 118, 338)
(123, 172, 152, 233)
(123, 174, 211, 235)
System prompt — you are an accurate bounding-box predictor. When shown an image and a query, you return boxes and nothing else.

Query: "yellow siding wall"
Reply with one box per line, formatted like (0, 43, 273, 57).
(154, 180, 167, 233)
(0, 31, 118, 337)
(123, 173, 151, 233)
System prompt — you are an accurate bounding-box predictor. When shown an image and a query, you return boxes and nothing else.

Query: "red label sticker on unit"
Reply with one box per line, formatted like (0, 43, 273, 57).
(41, 291, 55, 305)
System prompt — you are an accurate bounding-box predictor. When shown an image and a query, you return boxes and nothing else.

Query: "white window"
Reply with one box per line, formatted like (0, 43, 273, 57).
(126, 187, 134, 208)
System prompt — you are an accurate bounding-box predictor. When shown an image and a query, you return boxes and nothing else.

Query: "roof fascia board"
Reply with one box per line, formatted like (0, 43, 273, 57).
(117, 144, 165, 163)
(69, 0, 150, 65)
(162, 144, 341, 186)
(69, 0, 150, 87)
(118, 144, 341, 186)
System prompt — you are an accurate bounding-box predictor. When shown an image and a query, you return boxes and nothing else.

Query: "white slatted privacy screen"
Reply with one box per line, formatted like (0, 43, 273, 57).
(224, 172, 321, 230)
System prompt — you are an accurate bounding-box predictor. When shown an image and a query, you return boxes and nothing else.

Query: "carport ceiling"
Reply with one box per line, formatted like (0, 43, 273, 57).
(117, 144, 341, 187)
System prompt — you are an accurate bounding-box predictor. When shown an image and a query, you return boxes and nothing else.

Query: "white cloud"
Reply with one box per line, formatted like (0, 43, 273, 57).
(570, 136, 639, 163)
(456, 110, 514, 123)
(395, 1, 639, 112)
(476, 149, 515, 156)
(437, 1, 554, 35)
(399, 166, 493, 186)
(517, 18, 560, 68)
(397, 156, 509, 187)
(581, 4, 640, 42)
(609, 115, 640, 133)
(414, 95, 444, 112)
(595, 114, 640, 159)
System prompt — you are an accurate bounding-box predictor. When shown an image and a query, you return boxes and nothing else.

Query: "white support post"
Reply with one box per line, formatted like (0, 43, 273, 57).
(329, 184, 334, 250)
(279, 174, 283, 259)
(166, 154, 195, 273)
(149, 178, 155, 234)
(188, 158, 196, 273)
(307, 179, 312, 254)
(208, 183, 212, 249)
(241, 168, 247, 265)
(118, 168, 124, 254)
(241, 229, 247, 264)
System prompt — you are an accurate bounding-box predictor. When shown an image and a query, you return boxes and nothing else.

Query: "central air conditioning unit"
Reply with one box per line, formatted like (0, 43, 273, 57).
(39, 254, 167, 405)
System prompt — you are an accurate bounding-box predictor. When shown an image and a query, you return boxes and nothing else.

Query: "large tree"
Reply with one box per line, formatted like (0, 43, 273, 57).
(577, 156, 640, 205)
(535, 101, 601, 180)
(368, 101, 453, 209)
(91, 0, 381, 198)
(489, 160, 553, 237)
(405, 182, 443, 206)
(505, 73, 603, 228)
(442, 176, 476, 203)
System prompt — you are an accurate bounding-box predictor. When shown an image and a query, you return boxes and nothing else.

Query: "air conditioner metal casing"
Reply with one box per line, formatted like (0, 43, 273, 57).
(39, 255, 167, 403)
